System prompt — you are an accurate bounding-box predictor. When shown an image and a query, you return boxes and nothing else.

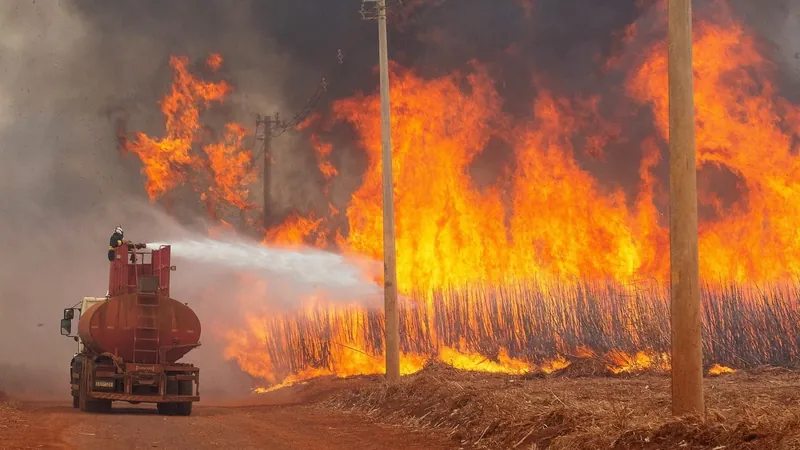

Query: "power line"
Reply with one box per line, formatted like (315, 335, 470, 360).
(268, 46, 342, 137)
(360, 0, 406, 19)
(253, 1, 412, 231)
(264, 15, 369, 138)
(261, 0, 410, 139)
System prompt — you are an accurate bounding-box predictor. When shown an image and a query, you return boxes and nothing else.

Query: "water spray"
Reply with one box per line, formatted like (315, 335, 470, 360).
(146, 238, 382, 300)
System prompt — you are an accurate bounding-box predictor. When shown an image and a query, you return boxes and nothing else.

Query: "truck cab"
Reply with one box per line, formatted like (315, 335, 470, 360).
(61, 297, 107, 353)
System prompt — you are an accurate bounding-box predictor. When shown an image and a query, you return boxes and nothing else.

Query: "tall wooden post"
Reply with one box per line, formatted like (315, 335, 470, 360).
(377, 0, 400, 382)
(668, 0, 705, 417)
(259, 115, 274, 231)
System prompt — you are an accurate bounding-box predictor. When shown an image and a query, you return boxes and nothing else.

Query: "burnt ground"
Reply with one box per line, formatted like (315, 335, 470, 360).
(327, 364, 800, 449)
(1, 366, 799, 449)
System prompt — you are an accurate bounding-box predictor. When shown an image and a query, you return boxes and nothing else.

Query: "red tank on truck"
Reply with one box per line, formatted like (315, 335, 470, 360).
(60, 243, 201, 415)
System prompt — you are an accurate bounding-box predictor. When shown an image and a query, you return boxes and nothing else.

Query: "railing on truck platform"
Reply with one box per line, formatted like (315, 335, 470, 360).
(108, 244, 172, 298)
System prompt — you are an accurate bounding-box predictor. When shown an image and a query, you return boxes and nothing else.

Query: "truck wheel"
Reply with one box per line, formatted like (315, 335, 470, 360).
(174, 402, 192, 416)
(157, 380, 179, 415)
(87, 399, 112, 414)
(157, 402, 176, 415)
(174, 380, 193, 416)
(78, 364, 90, 412)
(78, 361, 111, 414)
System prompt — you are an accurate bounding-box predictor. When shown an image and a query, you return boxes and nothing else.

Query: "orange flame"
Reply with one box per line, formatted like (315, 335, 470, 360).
(263, 212, 326, 248)
(126, 54, 254, 215)
(203, 123, 254, 209)
(439, 341, 531, 375)
(606, 350, 671, 375)
(627, 5, 800, 281)
(206, 53, 223, 72)
(129, 2, 799, 389)
(336, 63, 510, 291)
(707, 364, 736, 376)
(311, 134, 338, 182)
(234, 3, 797, 386)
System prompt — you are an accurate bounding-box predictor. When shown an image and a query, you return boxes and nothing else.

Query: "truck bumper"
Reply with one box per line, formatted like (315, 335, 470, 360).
(89, 392, 200, 403)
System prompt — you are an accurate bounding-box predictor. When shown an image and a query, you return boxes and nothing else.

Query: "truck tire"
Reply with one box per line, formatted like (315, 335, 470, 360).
(88, 399, 112, 414)
(174, 402, 192, 416)
(157, 380, 179, 415)
(174, 380, 193, 416)
(78, 360, 112, 414)
(156, 402, 176, 415)
(78, 363, 90, 412)
(70, 360, 80, 408)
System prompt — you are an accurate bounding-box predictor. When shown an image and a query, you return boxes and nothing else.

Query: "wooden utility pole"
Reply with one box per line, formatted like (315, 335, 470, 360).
(668, 0, 705, 417)
(362, 0, 400, 381)
(257, 114, 275, 230)
(378, 0, 401, 383)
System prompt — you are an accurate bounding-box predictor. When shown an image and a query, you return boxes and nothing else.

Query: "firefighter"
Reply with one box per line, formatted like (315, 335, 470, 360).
(108, 225, 126, 262)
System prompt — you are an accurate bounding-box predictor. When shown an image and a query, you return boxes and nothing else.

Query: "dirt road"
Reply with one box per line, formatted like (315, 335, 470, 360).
(5, 367, 800, 449)
(1, 401, 456, 450)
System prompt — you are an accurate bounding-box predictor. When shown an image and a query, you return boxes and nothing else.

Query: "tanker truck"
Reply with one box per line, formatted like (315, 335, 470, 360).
(59, 243, 201, 415)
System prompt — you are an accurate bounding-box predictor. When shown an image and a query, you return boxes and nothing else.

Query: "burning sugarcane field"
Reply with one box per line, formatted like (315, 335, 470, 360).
(1, 0, 799, 449)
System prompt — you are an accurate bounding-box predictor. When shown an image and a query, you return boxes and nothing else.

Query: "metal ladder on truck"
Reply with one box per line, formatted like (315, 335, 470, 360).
(133, 293, 161, 364)
(132, 250, 161, 365)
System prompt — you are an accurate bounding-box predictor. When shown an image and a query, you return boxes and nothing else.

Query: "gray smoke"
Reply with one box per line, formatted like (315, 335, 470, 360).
(0, 0, 292, 399)
(738, 0, 800, 100)
(783, 7, 800, 79)
(1, 0, 798, 398)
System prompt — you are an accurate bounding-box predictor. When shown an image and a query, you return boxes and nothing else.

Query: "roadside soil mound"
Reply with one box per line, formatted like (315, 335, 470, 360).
(326, 364, 800, 449)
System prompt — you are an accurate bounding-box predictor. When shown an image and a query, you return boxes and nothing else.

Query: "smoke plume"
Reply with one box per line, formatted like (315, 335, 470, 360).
(1, 0, 798, 396)
(0, 0, 290, 398)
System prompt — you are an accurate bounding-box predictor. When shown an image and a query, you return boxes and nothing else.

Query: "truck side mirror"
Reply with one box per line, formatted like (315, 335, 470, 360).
(60, 319, 72, 336)
(170, 265, 177, 271)
(63, 308, 74, 320)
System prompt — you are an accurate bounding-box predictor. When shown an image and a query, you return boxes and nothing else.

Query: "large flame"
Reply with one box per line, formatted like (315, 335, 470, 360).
(336, 63, 510, 290)
(628, 14, 800, 282)
(126, 54, 254, 213)
(126, 1, 800, 389)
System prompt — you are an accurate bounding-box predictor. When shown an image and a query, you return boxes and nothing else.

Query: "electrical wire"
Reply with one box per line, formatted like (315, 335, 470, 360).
(262, 0, 411, 139)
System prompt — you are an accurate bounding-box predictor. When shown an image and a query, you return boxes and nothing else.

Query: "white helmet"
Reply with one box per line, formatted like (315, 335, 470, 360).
(115, 225, 123, 235)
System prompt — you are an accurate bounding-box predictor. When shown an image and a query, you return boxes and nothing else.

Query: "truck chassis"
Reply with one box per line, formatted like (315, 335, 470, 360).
(70, 351, 200, 415)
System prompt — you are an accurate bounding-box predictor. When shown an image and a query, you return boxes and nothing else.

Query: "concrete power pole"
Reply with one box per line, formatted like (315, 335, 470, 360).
(668, 0, 705, 417)
(362, 0, 400, 382)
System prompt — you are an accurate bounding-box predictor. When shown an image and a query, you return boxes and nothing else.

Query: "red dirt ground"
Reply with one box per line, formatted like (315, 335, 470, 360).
(0, 379, 455, 450)
(2, 367, 799, 449)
